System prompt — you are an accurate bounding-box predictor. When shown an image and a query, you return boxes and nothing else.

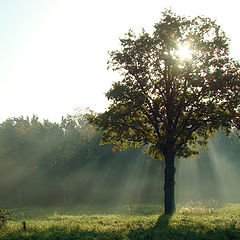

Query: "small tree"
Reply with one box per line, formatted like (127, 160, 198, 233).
(89, 10, 240, 214)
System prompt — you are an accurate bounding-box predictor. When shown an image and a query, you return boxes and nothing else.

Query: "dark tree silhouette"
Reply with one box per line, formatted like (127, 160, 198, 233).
(89, 10, 240, 214)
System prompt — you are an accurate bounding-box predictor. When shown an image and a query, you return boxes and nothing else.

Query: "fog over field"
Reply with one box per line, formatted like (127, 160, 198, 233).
(0, 115, 239, 208)
(177, 132, 240, 203)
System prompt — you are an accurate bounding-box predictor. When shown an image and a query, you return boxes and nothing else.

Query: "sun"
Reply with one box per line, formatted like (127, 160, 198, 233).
(176, 42, 193, 61)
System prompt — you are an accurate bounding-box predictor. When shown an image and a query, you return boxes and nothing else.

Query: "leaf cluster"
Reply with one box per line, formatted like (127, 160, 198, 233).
(90, 10, 240, 159)
(0, 209, 15, 228)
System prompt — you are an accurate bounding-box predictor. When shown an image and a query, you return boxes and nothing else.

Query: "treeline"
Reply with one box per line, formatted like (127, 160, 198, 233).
(0, 114, 163, 207)
(0, 113, 240, 207)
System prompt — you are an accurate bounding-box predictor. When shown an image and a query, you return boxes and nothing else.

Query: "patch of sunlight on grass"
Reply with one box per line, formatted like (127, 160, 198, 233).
(1, 204, 240, 240)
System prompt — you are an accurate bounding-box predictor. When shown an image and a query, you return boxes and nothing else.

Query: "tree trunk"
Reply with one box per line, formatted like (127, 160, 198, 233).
(164, 151, 176, 214)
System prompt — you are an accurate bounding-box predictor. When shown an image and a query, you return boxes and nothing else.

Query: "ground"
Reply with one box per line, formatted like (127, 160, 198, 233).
(0, 202, 240, 240)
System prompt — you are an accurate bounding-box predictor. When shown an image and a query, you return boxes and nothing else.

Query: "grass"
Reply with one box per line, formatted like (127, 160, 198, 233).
(0, 203, 240, 239)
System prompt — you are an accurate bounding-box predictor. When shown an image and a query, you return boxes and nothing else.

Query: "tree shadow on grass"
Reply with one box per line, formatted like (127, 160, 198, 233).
(1, 214, 240, 240)
(0, 215, 190, 240)
(135, 215, 240, 240)
(127, 213, 240, 240)
(0, 216, 172, 240)
(127, 213, 172, 240)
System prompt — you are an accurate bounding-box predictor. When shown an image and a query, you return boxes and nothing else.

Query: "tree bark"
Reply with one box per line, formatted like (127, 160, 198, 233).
(164, 151, 176, 214)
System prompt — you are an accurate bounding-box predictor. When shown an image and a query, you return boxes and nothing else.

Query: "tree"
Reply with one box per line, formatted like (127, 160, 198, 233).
(89, 10, 240, 214)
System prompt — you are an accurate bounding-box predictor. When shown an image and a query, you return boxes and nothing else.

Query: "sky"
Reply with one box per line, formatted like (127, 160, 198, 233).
(0, 0, 239, 123)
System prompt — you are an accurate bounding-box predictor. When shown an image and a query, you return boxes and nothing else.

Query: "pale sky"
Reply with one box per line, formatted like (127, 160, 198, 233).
(0, 0, 239, 122)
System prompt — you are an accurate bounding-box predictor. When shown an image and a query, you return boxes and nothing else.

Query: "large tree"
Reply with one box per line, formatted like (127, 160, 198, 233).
(89, 10, 240, 214)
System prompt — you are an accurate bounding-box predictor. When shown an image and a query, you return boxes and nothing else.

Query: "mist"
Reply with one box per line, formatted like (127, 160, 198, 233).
(0, 115, 239, 209)
(176, 131, 240, 204)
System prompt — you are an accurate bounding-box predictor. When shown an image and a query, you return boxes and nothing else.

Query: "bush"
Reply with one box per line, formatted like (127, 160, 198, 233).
(0, 209, 14, 228)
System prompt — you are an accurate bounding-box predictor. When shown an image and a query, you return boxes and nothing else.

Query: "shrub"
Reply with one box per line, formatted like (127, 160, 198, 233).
(0, 209, 14, 228)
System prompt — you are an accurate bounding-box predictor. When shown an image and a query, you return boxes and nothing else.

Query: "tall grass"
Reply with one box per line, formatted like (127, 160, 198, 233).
(0, 202, 240, 240)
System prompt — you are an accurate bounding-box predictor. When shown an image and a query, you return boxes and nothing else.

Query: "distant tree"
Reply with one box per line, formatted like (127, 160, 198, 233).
(0, 113, 165, 206)
(89, 10, 240, 214)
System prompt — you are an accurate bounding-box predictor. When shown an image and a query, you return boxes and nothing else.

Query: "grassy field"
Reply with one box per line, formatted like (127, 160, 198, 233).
(0, 202, 240, 240)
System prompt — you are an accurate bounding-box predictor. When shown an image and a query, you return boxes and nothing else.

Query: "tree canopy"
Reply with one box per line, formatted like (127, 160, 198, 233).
(89, 10, 240, 214)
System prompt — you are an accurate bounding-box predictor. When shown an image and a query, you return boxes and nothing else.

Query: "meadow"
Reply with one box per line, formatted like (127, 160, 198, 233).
(0, 202, 240, 240)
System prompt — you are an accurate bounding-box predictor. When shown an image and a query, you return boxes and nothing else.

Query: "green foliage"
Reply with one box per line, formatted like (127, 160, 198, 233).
(0, 209, 14, 228)
(89, 9, 240, 214)
(0, 114, 164, 206)
(0, 204, 240, 239)
(90, 9, 240, 159)
(0, 113, 240, 208)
